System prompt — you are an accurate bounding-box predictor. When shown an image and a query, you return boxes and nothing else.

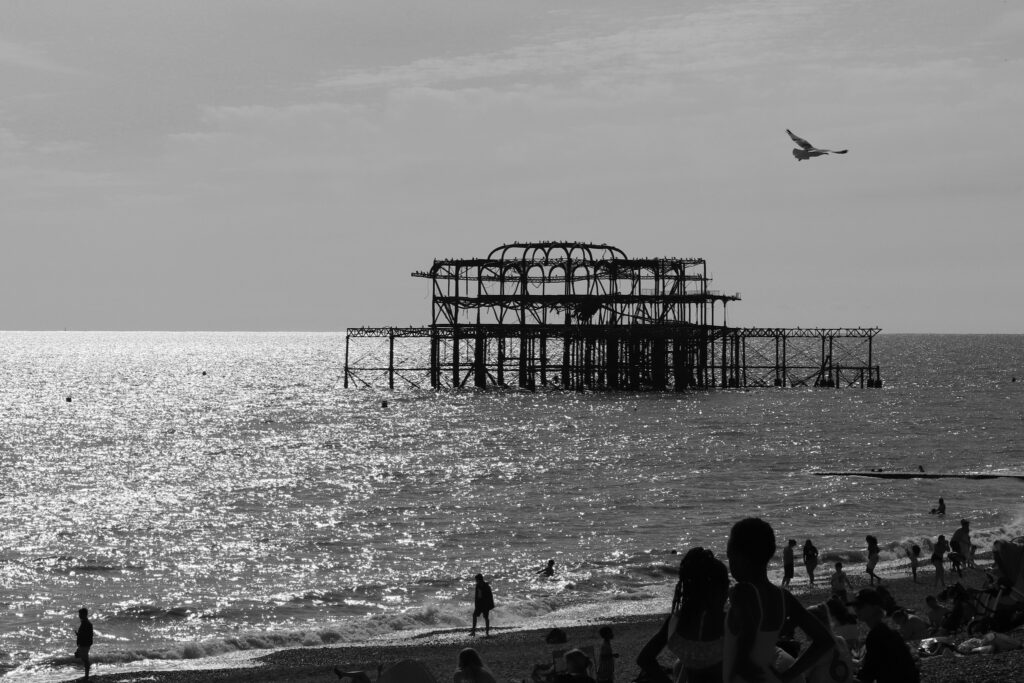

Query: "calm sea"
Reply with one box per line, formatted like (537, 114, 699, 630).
(1, 332, 1022, 680)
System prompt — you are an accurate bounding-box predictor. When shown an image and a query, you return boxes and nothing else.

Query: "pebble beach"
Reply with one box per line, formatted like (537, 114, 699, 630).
(74, 555, 1024, 683)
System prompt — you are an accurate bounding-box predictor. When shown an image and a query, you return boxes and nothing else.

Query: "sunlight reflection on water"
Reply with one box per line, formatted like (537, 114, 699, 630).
(1, 332, 1023, 677)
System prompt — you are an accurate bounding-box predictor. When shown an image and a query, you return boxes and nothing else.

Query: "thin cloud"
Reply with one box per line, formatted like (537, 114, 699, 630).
(0, 39, 84, 75)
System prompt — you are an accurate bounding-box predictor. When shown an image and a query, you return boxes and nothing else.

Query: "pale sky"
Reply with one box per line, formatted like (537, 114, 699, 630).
(2, 0, 1022, 332)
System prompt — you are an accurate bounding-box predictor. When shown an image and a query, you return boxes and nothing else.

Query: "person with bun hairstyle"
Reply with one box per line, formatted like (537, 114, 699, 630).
(723, 518, 834, 683)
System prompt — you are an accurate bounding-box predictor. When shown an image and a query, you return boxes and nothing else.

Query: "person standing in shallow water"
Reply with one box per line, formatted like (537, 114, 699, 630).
(723, 518, 834, 683)
(864, 535, 882, 585)
(75, 607, 94, 681)
(471, 574, 494, 637)
(782, 540, 796, 587)
(802, 539, 819, 586)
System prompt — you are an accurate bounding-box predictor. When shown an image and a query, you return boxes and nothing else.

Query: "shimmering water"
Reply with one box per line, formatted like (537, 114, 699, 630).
(1, 332, 1022, 679)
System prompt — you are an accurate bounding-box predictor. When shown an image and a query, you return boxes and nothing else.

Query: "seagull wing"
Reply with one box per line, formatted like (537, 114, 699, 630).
(786, 129, 814, 151)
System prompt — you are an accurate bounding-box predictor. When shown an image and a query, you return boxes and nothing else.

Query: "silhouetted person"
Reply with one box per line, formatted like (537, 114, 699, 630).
(932, 534, 950, 588)
(803, 539, 819, 586)
(865, 535, 882, 585)
(555, 649, 596, 683)
(637, 547, 729, 683)
(909, 544, 922, 583)
(454, 647, 497, 683)
(724, 518, 833, 683)
(471, 574, 494, 637)
(950, 519, 973, 568)
(75, 607, 93, 680)
(830, 561, 853, 603)
(782, 539, 796, 587)
(596, 626, 617, 683)
(536, 559, 555, 577)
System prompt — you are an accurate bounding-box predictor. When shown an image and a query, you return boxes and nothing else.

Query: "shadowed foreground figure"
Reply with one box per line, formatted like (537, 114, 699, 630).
(787, 129, 848, 160)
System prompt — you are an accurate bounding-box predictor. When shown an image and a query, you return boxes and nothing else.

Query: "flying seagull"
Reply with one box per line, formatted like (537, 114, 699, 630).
(786, 129, 848, 161)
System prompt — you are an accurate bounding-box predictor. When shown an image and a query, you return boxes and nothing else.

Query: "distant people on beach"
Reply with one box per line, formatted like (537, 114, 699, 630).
(829, 561, 853, 603)
(782, 539, 796, 587)
(723, 518, 833, 683)
(637, 546, 729, 683)
(850, 588, 920, 682)
(554, 649, 596, 683)
(931, 534, 950, 588)
(75, 607, 93, 681)
(950, 518, 974, 568)
(471, 574, 494, 637)
(803, 539, 819, 586)
(909, 545, 921, 583)
(865, 535, 882, 585)
(930, 497, 946, 515)
(454, 647, 497, 683)
(536, 559, 555, 577)
(595, 626, 617, 683)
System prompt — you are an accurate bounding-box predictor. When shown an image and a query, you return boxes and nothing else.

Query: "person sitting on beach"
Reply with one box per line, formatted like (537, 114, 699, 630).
(554, 649, 596, 683)
(864, 536, 882, 585)
(873, 586, 900, 616)
(825, 597, 861, 653)
(931, 535, 950, 588)
(829, 562, 853, 603)
(723, 518, 834, 683)
(849, 588, 920, 683)
(636, 546, 729, 683)
(936, 583, 978, 633)
(924, 595, 950, 632)
(805, 603, 855, 683)
(537, 559, 556, 577)
(803, 540, 819, 586)
(891, 609, 929, 643)
(782, 540, 796, 587)
(908, 545, 921, 583)
(454, 647, 497, 683)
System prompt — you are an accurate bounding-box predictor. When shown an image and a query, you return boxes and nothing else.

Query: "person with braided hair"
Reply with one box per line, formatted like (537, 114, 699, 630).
(637, 546, 729, 683)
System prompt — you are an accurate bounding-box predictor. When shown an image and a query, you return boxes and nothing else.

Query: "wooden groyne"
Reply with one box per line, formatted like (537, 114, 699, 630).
(814, 472, 1024, 481)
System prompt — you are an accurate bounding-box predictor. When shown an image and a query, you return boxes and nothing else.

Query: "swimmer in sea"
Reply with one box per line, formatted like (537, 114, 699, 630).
(536, 559, 555, 577)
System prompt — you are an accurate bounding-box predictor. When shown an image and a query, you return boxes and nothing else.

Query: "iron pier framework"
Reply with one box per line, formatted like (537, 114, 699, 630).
(344, 242, 881, 391)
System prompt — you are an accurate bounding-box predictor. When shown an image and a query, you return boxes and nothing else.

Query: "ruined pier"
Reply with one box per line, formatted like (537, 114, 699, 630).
(344, 242, 881, 391)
